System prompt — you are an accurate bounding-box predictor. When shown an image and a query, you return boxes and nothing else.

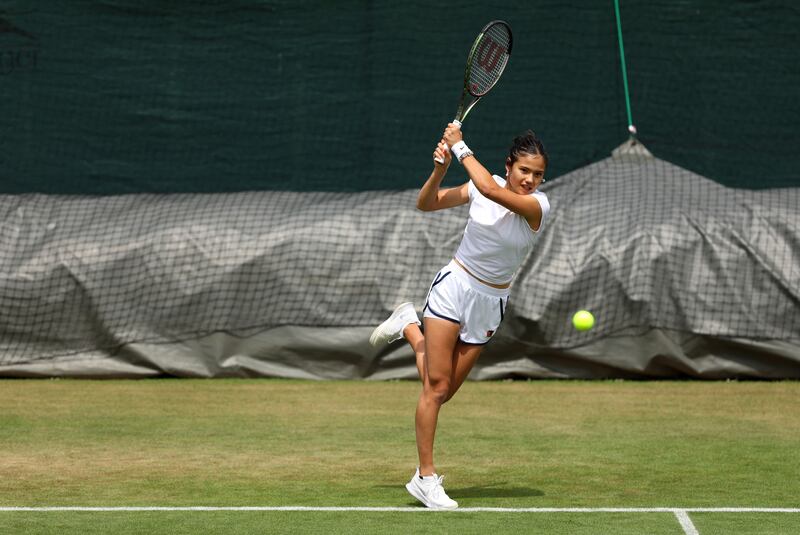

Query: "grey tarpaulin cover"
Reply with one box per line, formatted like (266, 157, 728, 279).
(1, 142, 798, 378)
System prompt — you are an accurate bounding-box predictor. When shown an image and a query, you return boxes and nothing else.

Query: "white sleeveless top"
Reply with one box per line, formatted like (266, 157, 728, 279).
(453, 175, 550, 285)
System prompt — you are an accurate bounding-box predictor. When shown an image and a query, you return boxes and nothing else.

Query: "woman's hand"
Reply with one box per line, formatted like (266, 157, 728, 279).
(433, 138, 452, 168)
(443, 123, 463, 148)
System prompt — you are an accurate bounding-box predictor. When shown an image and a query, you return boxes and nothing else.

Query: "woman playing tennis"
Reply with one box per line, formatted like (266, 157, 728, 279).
(370, 123, 551, 509)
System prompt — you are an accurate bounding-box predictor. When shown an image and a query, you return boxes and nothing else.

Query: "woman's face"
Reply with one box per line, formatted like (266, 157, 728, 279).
(505, 153, 546, 195)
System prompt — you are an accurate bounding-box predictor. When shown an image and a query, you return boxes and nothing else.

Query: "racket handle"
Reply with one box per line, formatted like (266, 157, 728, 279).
(434, 119, 463, 164)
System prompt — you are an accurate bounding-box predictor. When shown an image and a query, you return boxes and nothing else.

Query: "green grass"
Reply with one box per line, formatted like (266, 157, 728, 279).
(1, 379, 799, 533)
(690, 513, 800, 535)
(1, 511, 687, 535)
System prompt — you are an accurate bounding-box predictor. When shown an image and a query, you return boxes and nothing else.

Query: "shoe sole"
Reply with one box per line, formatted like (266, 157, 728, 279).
(405, 481, 458, 510)
(369, 302, 414, 347)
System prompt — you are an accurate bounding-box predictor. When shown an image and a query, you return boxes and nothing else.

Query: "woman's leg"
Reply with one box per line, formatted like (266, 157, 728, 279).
(404, 322, 483, 397)
(415, 317, 460, 476)
(444, 341, 484, 403)
(403, 323, 425, 380)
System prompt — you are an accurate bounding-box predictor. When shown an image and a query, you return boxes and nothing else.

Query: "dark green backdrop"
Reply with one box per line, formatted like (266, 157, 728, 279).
(1, 0, 798, 194)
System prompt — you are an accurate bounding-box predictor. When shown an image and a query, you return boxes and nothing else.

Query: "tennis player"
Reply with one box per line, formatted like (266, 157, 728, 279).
(370, 124, 551, 509)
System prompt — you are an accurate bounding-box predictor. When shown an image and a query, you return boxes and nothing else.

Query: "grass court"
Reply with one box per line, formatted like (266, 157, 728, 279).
(1, 379, 798, 533)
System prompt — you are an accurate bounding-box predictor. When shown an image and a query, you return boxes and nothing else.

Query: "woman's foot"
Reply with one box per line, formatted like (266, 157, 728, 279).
(369, 302, 420, 346)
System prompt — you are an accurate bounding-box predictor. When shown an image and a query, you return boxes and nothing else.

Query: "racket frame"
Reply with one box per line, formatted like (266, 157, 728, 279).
(455, 19, 513, 123)
(435, 20, 512, 164)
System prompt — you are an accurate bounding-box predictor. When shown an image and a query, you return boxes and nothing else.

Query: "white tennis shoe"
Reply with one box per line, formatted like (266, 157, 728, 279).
(369, 302, 420, 347)
(405, 468, 458, 510)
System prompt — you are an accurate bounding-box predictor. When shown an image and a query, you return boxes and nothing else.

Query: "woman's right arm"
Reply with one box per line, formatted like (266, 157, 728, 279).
(416, 139, 470, 212)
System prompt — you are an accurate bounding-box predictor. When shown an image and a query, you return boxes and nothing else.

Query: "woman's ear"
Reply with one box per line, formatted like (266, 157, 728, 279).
(505, 158, 512, 177)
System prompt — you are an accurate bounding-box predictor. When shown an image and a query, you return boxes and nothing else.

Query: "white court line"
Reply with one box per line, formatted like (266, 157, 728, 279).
(674, 510, 700, 535)
(1, 506, 799, 512)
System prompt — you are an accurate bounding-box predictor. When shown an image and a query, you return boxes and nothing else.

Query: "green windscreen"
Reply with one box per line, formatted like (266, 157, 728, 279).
(1, 1, 798, 194)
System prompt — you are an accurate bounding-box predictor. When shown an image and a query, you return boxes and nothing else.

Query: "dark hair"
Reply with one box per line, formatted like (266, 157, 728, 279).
(508, 130, 548, 168)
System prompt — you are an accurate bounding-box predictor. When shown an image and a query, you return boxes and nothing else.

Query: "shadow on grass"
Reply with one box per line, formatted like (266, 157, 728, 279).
(448, 483, 544, 499)
(375, 482, 544, 500)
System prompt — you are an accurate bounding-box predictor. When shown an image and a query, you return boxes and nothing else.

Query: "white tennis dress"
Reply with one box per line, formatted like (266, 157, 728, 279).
(423, 175, 550, 344)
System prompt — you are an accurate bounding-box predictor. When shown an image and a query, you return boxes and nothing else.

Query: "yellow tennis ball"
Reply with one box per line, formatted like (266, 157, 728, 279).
(572, 310, 595, 331)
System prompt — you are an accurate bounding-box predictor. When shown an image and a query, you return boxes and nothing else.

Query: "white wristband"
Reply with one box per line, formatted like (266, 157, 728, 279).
(450, 141, 473, 163)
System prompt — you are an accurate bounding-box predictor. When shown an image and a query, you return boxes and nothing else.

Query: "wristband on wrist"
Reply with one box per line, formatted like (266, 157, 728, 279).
(450, 141, 473, 163)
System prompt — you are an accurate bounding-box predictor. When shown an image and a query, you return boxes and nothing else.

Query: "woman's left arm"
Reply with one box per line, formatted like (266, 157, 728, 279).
(461, 157, 543, 229)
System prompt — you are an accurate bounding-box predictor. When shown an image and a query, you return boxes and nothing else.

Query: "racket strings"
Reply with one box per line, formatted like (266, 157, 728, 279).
(468, 24, 511, 96)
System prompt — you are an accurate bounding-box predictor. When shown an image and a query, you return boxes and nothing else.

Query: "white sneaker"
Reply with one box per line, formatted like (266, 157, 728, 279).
(369, 302, 420, 347)
(405, 468, 458, 510)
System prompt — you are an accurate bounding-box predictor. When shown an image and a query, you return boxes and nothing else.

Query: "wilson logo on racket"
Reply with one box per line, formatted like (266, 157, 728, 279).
(476, 39, 505, 72)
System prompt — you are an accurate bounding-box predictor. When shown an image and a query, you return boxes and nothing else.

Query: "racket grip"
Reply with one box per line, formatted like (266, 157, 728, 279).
(434, 119, 463, 164)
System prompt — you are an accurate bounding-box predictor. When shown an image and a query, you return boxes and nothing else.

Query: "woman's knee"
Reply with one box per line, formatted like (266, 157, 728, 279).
(424, 376, 451, 405)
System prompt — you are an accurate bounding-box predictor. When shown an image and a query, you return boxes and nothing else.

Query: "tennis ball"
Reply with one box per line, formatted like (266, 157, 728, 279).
(572, 310, 595, 331)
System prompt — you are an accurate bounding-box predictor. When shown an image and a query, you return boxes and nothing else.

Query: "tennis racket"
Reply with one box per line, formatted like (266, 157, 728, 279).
(436, 20, 513, 164)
